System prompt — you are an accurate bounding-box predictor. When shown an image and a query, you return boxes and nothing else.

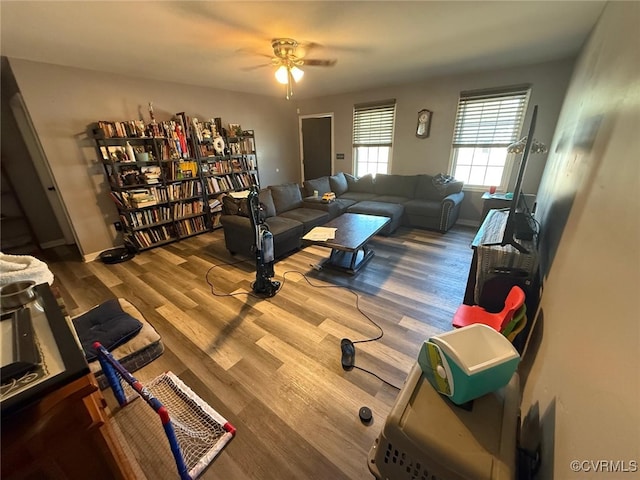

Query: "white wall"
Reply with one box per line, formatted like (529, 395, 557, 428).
(8, 59, 299, 259)
(520, 2, 640, 477)
(295, 59, 574, 223)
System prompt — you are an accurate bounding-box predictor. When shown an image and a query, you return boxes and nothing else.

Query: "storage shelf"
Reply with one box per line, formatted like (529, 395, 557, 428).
(96, 116, 260, 253)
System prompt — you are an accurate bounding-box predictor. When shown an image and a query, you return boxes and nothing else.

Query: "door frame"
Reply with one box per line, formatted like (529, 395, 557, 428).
(9, 93, 78, 247)
(298, 113, 334, 183)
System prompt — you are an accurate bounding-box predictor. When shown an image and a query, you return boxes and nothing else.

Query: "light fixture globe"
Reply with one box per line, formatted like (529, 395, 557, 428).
(275, 65, 289, 84)
(290, 66, 304, 82)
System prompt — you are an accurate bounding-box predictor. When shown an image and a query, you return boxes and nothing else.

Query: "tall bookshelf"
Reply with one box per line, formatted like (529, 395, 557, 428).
(92, 116, 260, 251)
(194, 126, 260, 228)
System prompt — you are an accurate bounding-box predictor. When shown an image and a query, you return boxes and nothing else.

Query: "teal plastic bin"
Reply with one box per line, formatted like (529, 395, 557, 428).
(418, 324, 520, 405)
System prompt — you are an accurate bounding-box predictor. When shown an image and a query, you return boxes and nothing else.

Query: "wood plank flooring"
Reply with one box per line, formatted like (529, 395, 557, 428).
(42, 225, 475, 479)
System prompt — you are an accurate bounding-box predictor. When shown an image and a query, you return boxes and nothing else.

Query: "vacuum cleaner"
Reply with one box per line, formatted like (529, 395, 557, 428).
(247, 185, 280, 297)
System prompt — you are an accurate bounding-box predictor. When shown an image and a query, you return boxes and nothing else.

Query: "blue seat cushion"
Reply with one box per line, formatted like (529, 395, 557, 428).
(73, 298, 143, 362)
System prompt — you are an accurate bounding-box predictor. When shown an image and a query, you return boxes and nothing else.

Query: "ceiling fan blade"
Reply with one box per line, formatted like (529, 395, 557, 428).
(241, 63, 271, 71)
(302, 58, 337, 67)
(236, 47, 273, 59)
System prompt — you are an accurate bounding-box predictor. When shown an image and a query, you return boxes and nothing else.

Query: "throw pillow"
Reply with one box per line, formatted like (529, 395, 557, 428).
(269, 183, 303, 214)
(72, 298, 143, 362)
(329, 173, 348, 196)
(303, 177, 331, 197)
(259, 189, 276, 218)
(345, 173, 374, 193)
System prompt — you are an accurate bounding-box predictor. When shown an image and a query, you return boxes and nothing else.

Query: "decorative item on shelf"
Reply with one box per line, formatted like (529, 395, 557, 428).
(133, 146, 149, 162)
(213, 136, 225, 155)
(507, 136, 548, 155)
(125, 141, 136, 162)
(228, 124, 243, 137)
(416, 109, 432, 139)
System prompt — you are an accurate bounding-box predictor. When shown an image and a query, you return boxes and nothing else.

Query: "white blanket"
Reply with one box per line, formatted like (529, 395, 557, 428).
(0, 252, 54, 286)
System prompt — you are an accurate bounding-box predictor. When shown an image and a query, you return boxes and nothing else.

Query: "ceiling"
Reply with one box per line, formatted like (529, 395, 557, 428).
(1, 1, 606, 100)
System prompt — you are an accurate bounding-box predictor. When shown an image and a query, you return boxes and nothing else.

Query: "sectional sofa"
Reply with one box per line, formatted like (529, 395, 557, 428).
(219, 172, 464, 259)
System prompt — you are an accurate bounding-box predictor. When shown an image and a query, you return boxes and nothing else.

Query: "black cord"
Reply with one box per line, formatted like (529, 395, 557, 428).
(204, 257, 266, 299)
(204, 259, 401, 389)
(353, 366, 401, 390)
(277, 269, 384, 344)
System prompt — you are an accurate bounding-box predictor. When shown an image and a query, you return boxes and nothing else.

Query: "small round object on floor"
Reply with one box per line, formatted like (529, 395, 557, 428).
(99, 247, 135, 264)
(359, 406, 373, 425)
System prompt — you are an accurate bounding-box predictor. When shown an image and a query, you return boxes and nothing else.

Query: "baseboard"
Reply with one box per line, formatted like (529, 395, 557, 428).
(41, 238, 67, 249)
(457, 218, 481, 228)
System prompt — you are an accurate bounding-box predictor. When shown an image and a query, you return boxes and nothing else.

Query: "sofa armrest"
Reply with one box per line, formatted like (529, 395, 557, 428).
(441, 191, 464, 207)
(439, 191, 465, 232)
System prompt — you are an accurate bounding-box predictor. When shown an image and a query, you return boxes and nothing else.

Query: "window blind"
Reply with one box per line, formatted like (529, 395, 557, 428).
(452, 86, 530, 147)
(353, 100, 396, 147)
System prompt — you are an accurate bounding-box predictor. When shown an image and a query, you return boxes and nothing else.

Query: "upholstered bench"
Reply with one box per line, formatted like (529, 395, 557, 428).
(72, 298, 163, 389)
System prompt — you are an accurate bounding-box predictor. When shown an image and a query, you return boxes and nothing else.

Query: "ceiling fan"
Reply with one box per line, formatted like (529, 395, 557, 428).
(251, 38, 337, 99)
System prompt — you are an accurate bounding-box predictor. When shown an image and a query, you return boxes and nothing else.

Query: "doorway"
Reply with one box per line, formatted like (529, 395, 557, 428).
(299, 114, 333, 181)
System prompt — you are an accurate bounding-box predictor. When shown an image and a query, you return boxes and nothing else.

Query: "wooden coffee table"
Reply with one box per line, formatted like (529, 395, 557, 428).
(303, 213, 390, 274)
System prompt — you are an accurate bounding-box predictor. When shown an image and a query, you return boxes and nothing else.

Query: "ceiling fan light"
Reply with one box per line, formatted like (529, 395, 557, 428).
(275, 65, 289, 84)
(290, 66, 304, 82)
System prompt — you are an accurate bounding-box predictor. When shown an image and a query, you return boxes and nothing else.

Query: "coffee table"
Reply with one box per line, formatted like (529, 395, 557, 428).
(303, 213, 390, 274)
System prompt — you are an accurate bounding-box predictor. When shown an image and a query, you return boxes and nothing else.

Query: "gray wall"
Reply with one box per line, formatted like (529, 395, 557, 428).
(8, 59, 299, 259)
(295, 59, 574, 224)
(520, 2, 639, 477)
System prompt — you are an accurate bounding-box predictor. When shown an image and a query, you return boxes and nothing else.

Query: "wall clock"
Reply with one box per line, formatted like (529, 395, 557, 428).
(416, 109, 432, 139)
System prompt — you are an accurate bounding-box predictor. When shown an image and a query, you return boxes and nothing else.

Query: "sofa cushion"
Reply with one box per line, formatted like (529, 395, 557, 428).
(371, 195, 412, 204)
(403, 198, 443, 217)
(329, 172, 348, 196)
(346, 201, 405, 235)
(73, 298, 143, 362)
(339, 191, 377, 202)
(345, 173, 374, 193)
(263, 216, 305, 237)
(374, 174, 419, 197)
(303, 176, 331, 197)
(269, 183, 303, 214)
(279, 208, 330, 232)
(415, 174, 464, 200)
(259, 188, 277, 218)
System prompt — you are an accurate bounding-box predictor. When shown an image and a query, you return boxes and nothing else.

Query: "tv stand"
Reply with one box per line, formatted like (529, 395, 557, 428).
(463, 209, 540, 352)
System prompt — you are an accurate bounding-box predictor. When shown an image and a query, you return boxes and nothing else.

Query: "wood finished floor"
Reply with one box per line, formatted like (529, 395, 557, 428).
(43, 225, 475, 480)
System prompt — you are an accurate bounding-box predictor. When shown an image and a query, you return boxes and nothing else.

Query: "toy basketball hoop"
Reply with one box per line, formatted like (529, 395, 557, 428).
(95, 342, 235, 479)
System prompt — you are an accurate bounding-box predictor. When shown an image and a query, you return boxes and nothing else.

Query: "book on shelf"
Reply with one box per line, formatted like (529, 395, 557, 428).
(127, 188, 157, 208)
(141, 165, 161, 184)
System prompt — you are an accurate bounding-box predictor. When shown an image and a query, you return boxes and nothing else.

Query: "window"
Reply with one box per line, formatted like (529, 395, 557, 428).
(450, 86, 530, 190)
(353, 99, 396, 177)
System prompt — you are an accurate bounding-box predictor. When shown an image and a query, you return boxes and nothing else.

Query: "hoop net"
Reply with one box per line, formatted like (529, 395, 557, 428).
(96, 343, 234, 479)
(146, 372, 234, 478)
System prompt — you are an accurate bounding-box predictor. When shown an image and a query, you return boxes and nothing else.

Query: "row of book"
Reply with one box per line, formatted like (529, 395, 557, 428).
(120, 207, 172, 229)
(164, 180, 203, 201)
(172, 200, 205, 218)
(175, 217, 207, 237)
(204, 174, 255, 193)
(129, 225, 176, 249)
(228, 136, 255, 155)
(109, 184, 204, 209)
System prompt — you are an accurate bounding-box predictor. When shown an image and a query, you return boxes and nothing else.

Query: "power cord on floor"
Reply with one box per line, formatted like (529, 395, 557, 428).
(204, 259, 401, 390)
